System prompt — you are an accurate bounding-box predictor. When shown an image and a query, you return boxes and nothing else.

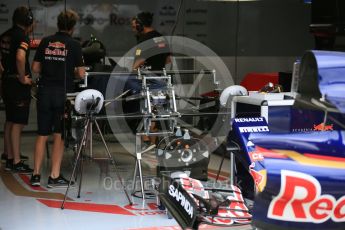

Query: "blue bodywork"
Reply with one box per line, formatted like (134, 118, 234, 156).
(230, 51, 345, 229)
(249, 131, 345, 230)
(310, 50, 345, 113)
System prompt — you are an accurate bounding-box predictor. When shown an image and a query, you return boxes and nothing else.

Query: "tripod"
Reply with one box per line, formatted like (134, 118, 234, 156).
(61, 112, 132, 209)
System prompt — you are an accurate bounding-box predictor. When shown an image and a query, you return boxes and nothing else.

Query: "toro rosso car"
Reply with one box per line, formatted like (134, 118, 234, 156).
(247, 50, 345, 230)
(159, 50, 345, 229)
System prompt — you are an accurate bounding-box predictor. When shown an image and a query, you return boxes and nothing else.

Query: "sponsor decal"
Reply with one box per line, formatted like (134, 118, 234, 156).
(168, 184, 194, 219)
(48, 41, 65, 49)
(249, 169, 267, 192)
(292, 122, 334, 132)
(125, 203, 167, 216)
(249, 162, 267, 192)
(239, 126, 269, 133)
(234, 117, 264, 123)
(45, 42, 67, 57)
(109, 13, 131, 26)
(186, 8, 208, 14)
(137, 211, 166, 216)
(249, 151, 264, 162)
(79, 13, 131, 26)
(159, 5, 176, 16)
(292, 128, 313, 132)
(313, 123, 334, 131)
(250, 168, 263, 187)
(124, 203, 159, 211)
(45, 49, 67, 56)
(268, 170, 345, 223)
(233, 117, 269, 133)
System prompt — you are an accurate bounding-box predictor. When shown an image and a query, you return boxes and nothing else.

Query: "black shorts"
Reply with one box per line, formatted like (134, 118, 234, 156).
(4, 100, 31, 125)
(37, 87, 66, 135)
(2, 77, 31, 125)
(2, 76, 31, 102)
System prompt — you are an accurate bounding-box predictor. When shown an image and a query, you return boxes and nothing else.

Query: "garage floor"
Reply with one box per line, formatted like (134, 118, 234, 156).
(0, 132, 253, 230)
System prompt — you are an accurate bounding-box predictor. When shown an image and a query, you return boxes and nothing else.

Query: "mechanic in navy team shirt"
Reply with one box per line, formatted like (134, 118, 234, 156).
(30, 9, 85, 188)
(132, 11, 171, 71)
(127, 12, 171, 145)
(0, 6, 34, 173)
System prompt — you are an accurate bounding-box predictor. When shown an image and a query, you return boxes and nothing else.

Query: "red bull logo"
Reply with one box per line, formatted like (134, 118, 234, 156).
(268, 170, 345, 223)
(313, 123, 333, 131)
(249, 162, 267, 192)
(45, 41, 67, 57)
(48, 41, 65, 49)
(250, 168, 263, 187)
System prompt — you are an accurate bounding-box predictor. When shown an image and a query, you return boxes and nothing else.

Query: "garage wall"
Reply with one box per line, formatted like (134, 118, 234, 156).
(0, 0, 314, 132)
(0, 0, 313, 82)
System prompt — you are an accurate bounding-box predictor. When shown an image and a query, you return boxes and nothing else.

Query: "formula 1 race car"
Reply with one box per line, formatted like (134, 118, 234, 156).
(159, 50, 345, 229)
(247, 50, 345, 230)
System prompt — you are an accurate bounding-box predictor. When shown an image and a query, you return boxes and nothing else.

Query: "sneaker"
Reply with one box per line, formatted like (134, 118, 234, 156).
(20, 154, 29, 161)
(5, 159, 13, 171)
(1, 153, 7, 163)
(13, 161, 34, 174)
(1, 153, 28, 163)
(30, 174, 41, 187)
(47, 175, 74, 188)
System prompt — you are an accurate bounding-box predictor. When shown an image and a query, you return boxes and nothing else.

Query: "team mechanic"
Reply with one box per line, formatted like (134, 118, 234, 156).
(132, 11, 171, 71)
(123, 12, 171, 145)
(30, 10, 85, 187)
(0, 6, 34, 173)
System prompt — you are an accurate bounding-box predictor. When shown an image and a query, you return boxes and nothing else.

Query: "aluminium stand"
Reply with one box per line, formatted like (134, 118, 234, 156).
(61, 112, 132, 209)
